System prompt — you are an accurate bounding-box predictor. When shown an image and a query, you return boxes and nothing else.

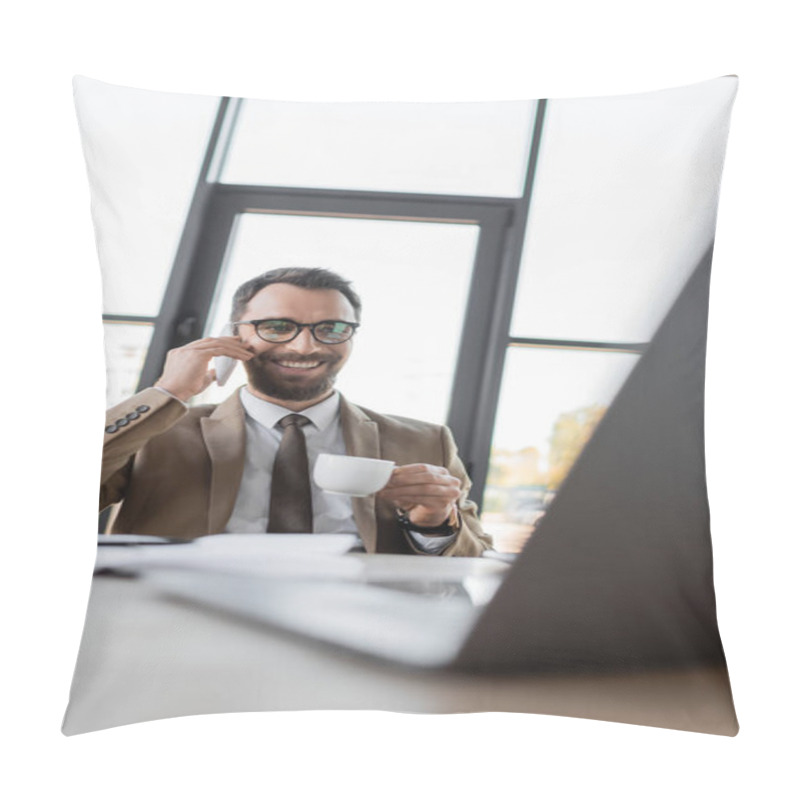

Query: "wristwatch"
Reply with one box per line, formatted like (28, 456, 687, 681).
(395, 506, 461, 537)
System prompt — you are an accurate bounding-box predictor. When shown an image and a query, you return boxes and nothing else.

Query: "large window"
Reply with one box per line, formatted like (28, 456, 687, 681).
(219, 99, 534, 196)
(83, 81, 732, 550)
(481, 80, 730, 551)
(484, 347, 639, 551)
(74, 80, 219, 405)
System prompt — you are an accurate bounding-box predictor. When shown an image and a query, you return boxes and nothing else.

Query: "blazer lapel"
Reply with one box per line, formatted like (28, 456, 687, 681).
(201, 391, 247, 534)
(340, 396, 380, 553)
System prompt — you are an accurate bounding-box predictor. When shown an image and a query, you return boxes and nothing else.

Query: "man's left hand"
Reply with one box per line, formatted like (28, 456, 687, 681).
(379, 463, 461, 527)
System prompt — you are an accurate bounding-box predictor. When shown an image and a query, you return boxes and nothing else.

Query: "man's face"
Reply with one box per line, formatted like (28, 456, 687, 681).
(236, 283, 356, 405)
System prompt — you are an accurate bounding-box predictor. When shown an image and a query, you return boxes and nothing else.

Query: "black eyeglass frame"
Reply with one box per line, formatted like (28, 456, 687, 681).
(232, 318, 361, 344)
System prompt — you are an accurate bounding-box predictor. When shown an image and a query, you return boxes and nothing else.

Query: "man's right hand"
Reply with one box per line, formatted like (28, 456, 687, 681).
(154, 336, 254, 402)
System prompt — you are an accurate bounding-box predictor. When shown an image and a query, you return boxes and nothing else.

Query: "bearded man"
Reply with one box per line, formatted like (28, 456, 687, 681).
(101, 267, 492, 556)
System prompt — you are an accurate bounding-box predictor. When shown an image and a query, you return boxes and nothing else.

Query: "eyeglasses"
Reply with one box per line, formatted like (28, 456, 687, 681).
(233, 318, 360, 345)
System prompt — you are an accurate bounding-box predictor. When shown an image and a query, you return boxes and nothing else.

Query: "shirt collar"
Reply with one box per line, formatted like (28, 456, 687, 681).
(239, 387, 340, 432)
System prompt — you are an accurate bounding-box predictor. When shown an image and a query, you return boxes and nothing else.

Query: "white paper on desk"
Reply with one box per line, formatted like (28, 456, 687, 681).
(94, 533, 363, 580)
(195, 533, 358, 555)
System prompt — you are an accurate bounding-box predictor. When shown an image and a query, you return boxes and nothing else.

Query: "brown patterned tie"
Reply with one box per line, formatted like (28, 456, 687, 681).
(267, 414, 313, 533)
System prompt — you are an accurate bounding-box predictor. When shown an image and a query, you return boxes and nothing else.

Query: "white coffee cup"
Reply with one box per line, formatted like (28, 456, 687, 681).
(313, 454, 396, 497)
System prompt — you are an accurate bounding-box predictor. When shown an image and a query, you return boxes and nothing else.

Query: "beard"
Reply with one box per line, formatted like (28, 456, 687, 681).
(244, 352, 343, 402)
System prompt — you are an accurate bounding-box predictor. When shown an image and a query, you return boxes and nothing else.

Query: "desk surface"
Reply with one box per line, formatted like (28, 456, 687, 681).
(64, 552, 738, 736)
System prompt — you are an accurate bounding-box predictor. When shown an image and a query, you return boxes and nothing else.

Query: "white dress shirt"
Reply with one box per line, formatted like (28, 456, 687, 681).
(225, 389, 355, 535)
(223, 388, 456, 553)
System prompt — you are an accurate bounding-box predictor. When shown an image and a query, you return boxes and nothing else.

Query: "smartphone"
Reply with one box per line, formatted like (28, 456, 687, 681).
(213, 323, 238, 387)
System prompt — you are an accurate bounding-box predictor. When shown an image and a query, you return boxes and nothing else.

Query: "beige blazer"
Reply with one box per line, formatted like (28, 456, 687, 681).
(101, 387, 492, 556)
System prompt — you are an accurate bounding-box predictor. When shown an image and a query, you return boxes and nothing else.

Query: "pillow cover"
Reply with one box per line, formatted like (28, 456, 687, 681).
(63, 76, 738, 735)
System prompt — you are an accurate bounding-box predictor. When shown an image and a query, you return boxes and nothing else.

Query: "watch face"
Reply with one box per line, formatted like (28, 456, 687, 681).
(396, 506, 460, 534)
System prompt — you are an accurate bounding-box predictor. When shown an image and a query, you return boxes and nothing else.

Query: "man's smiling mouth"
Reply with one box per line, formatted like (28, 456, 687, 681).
(273, 359, 324, 370)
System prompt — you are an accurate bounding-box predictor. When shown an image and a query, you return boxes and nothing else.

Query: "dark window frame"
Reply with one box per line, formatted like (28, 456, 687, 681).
(106, 96, 643, 508)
